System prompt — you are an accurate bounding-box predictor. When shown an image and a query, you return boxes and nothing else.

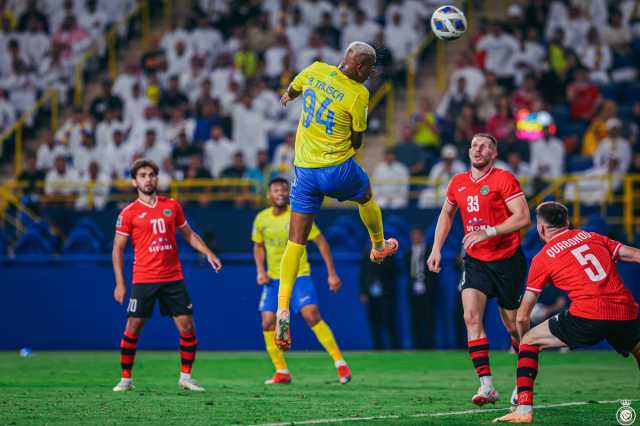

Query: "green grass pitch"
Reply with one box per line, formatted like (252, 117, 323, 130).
(0, 351, 637, 425)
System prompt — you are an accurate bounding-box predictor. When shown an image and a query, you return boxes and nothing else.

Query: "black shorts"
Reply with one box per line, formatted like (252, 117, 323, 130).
(127, 281, 193, 318)
(549, 310, 640, 356)
(460, 249, 526, 310)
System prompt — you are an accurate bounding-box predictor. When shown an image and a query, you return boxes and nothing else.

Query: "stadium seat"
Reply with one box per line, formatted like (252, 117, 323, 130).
(598, 83, 620, 100)
(620, 83, 640, 104)
(557, 121, 587, 139)
(62, 230, 102, 254)
(14, 230, 54, 255)
(325, 226, 362, 252)
(73, 218, 106, 243)
(582, 214, 609, 235)
(550, 104, 571, 124)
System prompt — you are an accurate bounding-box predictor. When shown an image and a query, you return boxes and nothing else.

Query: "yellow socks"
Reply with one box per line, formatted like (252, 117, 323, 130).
(312, 320, 344, 363)
(358, 198, 385, 250)
(263, 331, 287, 371)
(277, 241, 305, 310)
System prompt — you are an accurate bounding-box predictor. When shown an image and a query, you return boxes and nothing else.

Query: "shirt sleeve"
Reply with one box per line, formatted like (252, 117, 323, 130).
(308, 222, 321, 241)
(115, 209, 132, 236)
(251, 215, 264, 243)
(526, 256, 550, 293)
(594, 232, 622, 260)
(500, 172, 525, 204)
(175, 201, 188, 228)
(291, 62, 314, 92)
(445, 177, 457, 207)
(351, 89, 369, 132)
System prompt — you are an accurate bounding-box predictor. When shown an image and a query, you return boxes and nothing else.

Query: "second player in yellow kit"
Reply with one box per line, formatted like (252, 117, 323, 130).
(253, 178, 352, 384)
(276, 42, 399, 350)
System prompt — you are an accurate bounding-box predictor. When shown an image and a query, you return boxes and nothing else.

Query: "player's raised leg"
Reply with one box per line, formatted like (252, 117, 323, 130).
(174, 315, 204, 391)
(300, 305, 351, 384)
(261, 311, 291, 384)
(462, 288, 499, 406)
(276, 212, 314, 350)
(353, 186, 398, 263)
(113, 317, 145, 392)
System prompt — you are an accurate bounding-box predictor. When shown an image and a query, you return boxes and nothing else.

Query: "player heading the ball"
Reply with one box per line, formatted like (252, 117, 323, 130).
(276, 41, 399, 350)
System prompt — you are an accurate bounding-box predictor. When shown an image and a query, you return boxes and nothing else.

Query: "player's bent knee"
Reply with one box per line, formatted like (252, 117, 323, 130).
(262, 319, 276, 331)
(301, 307, 321, 327)
(126, 317, 145, 334)
(463, 310, 482, 327)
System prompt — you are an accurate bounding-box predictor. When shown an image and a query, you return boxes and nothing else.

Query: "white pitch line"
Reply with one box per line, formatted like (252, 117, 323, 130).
(249, 399, 637, 426)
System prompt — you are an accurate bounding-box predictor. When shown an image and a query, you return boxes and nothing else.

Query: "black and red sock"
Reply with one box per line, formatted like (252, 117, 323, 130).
(516, 343, 540, 405)
(120, 330, 138, 379)
(468, 337, 491, 378)
(511, 337, 520, 354)
(179, 333, 198, 374)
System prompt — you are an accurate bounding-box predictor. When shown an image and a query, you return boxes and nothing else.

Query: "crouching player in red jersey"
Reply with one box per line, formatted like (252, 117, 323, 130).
(494, 201, 640, 423)
(427, 133, 531, 406)
(112, 159, 222, 392)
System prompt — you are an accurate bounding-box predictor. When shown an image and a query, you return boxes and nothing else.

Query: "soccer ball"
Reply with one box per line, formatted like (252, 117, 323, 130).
(430, 5, 467, 41)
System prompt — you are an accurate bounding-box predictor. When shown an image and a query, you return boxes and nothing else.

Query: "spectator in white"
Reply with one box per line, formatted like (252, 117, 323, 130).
(475, 71, 504, 123)
(167, 38, 193, 78)
(45, 155, 80, 197)
(0, 88, 16, 133)
(385, 0, 429, 32)
(594, 118, 631, 175)
(252, 78, 281, 121)
(4, 61, 37, 121)
(285, 7, 310, 54)
(191, 77, 215, 107)
(124, 80, 151, 124)
(160, 19, 190, 53)
(448, 52, 485, 100)
(166, 108, 195, 145)
(272, 132, 295, 181)
(564, 5, 591, 51)
(50, 0, 76, 36)
(99, 0, 135, 26)
(113, 60, 146, 102)
(579, 27, 612, 84)
(95, 107, 128, 150)
(544, 0, 569, 43)
(55, 107, 93, 150)
(75, 160, 111, 210)
(52, 15, 91, 62)
(511, 28, 545, 85)
(475, 23, 519, 87)
(73, 130, 101, 176)
(373, 147, 410, 209)
(232, 93, 268, 167)
(190, 16, 223, 64)
(264, 33, 290, 81)
(436, 76, 471, 123)
(204, 125, 235, 177)
(300, 0, 333, 28)
(37, 130, 68, 171)
(138, 129, 171, 168)
(315, 11, 341, 50)
(180, 55, 209, 96)
(296, 31, 341, 72)
(128, 106, 166, 151)
(341, 8, 380, 52)
(418, 144, 466, 208)
(78, 0, 108, 43)
(601, 10, 632, 55)
(564, 155, 623, 205)
(210, 53, 244, 100)
(530, 115, 565, 179)
(103, 128, 132, 179)
(0, 39, 28, 78)
(20, 16, 49, 66)
(383, 11, 418, 65)
(38, 42, 72, 105)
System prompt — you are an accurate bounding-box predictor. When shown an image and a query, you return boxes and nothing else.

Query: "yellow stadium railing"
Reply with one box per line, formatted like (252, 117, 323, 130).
(368, 81, 395, 146)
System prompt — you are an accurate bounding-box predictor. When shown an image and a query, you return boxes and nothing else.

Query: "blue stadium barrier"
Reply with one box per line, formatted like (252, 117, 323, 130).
(62, 230, 102, 254)
(14, 230, 54, 255)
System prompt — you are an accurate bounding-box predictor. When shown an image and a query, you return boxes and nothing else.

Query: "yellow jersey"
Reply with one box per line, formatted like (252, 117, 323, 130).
(290, 61, 369, 168)
(252, 207, 321, 279)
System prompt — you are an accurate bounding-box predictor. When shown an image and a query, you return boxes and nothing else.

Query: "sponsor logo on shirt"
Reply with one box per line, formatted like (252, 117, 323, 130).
(466, 217, 487, 233)
(480, 185, 490, 196)
(138, 212, 147, 219)
(163, 208, 172, 217)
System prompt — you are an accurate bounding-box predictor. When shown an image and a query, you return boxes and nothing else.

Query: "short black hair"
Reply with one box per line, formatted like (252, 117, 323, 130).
(472, 132, 498, 146)
(130, 159, 159, 178)
(536, 201, 569, 229)
(268, 177, 289, 188)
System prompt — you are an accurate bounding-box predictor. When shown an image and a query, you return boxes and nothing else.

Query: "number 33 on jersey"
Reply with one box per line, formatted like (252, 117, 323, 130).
(291, 61, 369, 168)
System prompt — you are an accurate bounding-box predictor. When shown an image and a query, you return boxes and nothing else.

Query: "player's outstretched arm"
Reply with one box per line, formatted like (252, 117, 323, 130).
(280, 84, 301, 107)
(617, 244, 640, 263)
(516, 290, 540, 339)
(112, 233, 129, 304)
(427, 200, 457, 273)
(253, 242, 269, 285)
(314, 233, 341, 292)
(179, 223, 222, 272)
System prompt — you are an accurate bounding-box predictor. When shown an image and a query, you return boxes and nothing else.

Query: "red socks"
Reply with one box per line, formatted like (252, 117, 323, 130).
(468, 337, 491, 378)
(179, 333, 198, 374)
(120, 330, 138, 379)
(516, 344, 540, 405)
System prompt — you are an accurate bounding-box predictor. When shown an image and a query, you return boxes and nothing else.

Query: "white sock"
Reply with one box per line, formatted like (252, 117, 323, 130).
(276, 369, 289, 374)
(120, 378, 132, 384)
(334, 359, 347, 368)
(180, 372, 192, 381)
(516, 405, 532, 415)
(479, 375, 493, 388)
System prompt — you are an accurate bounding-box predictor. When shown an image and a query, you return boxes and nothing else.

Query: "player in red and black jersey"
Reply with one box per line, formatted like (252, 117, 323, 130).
(427, 133, 531, 406)
(112, 159, 222, 392)
(494, 201, 640, 424)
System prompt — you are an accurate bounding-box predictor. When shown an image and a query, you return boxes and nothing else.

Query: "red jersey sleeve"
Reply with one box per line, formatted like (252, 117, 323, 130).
(526, 255, 550, 294)
(592, 232, 623, 260)
(499, 172, 525, 204)
(174, 200, 188, 228)
(445, 176, 458, 207)
(115, 208, 132, 236)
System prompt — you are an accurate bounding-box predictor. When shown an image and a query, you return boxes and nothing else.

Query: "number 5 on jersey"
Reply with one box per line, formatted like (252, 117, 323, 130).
(571, 244, 606, 282)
